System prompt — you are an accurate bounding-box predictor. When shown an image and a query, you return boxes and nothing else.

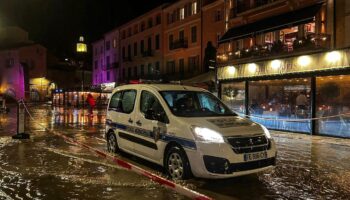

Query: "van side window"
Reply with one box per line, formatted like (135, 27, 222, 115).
(109, 90, 137, 113)
(140, 90, 168, 123)
(121, 90, 137, 113)
(109, 91, 122, 111)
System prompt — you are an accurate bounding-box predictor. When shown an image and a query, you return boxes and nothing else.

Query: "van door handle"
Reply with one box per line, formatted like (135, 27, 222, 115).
(136, 120, 142, 126)
(128, 118, 133, 124)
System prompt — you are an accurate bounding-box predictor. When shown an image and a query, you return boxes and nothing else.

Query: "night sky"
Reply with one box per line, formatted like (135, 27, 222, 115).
(0, 0, 171, 57)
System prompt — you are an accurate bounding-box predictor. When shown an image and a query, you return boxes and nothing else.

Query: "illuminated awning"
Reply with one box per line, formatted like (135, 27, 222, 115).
(219, 4, 322, 44)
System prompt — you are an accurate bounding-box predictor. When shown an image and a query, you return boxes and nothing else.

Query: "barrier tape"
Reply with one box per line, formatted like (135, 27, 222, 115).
(237, 112, 350, 122)
(19, 100, 213, 200)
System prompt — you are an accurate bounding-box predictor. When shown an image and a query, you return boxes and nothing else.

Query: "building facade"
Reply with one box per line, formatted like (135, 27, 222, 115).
(119, 6, 164, 82)
(0, 27, 49, 101)
(92, 0, 226, 85)
(217, 0, 350, 138)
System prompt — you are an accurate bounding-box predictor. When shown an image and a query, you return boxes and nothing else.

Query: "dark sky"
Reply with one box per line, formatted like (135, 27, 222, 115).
(0, 0, 171, 57)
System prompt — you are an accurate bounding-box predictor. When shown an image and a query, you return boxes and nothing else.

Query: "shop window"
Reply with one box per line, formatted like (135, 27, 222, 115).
(249, 78, 311, 133)
(221, 82, 246, 114)
(316, 75, 350, 137)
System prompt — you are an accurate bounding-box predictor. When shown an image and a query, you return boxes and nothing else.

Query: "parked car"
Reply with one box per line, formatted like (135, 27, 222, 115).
(105, 84, 277, 179)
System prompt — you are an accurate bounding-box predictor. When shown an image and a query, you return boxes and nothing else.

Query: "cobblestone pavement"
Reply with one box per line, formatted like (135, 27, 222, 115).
(0, 104, 349, 200)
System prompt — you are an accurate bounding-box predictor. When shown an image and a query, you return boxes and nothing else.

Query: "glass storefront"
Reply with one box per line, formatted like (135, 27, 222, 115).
(316, 75, 350, 137)
(249, 78, 311, 133)
(221, 82, 246, 114)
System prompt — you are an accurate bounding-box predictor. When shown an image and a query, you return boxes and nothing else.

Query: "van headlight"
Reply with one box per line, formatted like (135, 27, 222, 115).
(191, 126, 225, 143)
(261, 125, 271, 139)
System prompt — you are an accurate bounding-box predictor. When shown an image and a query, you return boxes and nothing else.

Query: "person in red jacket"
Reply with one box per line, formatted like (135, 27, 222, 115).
(86, 93, 96, 115)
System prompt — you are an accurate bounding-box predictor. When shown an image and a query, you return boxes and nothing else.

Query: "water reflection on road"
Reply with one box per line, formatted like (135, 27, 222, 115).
(0, 104, 350, 199)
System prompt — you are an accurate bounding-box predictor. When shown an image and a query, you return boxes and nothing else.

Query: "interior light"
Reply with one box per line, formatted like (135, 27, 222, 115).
(326, 51, 341, 63)
(248, 63, 257, 73)
(271, 60, 282, 70)
(227, 66, 236, 75)
(297, 56, 311, 67)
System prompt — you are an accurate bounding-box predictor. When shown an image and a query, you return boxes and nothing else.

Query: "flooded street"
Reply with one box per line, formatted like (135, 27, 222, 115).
(1, 104, 350, 200)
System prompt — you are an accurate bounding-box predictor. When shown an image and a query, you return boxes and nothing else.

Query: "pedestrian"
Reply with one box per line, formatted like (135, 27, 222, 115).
(86, 93, 96, 115)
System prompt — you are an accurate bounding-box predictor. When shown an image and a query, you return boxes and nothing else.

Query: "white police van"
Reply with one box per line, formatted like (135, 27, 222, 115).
(105, 84, 277, 179)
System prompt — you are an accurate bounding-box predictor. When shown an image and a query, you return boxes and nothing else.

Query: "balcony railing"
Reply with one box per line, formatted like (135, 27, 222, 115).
(219, 34, 330, 63)
(142, 50, 154, 57)
(170, 39, 188, 50)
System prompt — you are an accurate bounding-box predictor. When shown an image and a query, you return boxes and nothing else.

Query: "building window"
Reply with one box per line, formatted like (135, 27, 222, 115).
(100, 59, 103, 69)
(214, 10, 223, 22)
(148, 63, 152, 75)
(94, 48, 98, 55)
(249, 78, 312, 133)
(127, 44, 131, 58)
(128, 67, 132, 78)
(191, 26, 197, 43)
(166, 61, 175, 74)
(134, 24, 138, 34)
(179, 30, 184, 41)
(191, 1, 197, 15)
(221, 82, 246, 114)
(180, 8, 185, 20)
(134, 42, 138, 56)
(134, 66, 138, 77)
(122, 68, 126, 79)
(169, 34, 174, 50)
(106, 56, 110, 69)
(122, 47, 126, 59)
(188, 55, 199, 72)
(113, 39, 117, 48)
(148, 18, 153, 28)
(155, 61, 160, 72)
(100, 46, 103, 54)
(179, 59, 185, 76)
(107, 71, 110, 81)
(216, 33, 221, 46)
(156, 14, 161, 25)
(141, 64, 145, 76)
(316, 75, 350, 137)
(155, 34, 160, 50)
(148, 37, 152, 51)
(106, 40, 110, 50)
(140, 40, 144, 53)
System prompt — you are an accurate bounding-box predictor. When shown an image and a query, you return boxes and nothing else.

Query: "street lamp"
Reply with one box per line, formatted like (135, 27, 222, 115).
(76, 36, 87, 116)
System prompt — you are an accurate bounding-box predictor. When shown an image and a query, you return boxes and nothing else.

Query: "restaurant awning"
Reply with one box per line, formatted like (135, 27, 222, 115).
(219, 4, 322, 44)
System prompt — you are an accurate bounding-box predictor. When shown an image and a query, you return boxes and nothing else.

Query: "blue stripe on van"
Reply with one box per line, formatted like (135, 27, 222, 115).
(106, 120, 196, 150)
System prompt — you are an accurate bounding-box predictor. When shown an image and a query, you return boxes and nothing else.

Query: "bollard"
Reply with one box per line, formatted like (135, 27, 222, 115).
(12, 100, 30, 139)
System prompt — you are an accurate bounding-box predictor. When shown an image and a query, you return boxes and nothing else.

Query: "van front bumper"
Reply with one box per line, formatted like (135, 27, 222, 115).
(185, 139, 277, 179)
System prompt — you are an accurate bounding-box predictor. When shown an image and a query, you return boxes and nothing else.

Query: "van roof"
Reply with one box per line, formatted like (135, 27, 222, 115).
(112, 84, 207, 93)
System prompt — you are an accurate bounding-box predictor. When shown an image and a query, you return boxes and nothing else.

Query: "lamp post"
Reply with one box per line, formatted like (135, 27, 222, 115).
(76, 36, 87, 120)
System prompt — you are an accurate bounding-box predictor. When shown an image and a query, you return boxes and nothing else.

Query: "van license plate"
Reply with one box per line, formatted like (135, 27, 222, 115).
(244, 151, 267, 162)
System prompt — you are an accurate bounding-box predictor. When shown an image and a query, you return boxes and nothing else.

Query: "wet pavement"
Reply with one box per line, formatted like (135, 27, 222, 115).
(1, 104, 350, 200)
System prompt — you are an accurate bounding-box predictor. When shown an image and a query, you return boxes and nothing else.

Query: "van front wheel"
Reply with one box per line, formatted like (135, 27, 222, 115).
(107, 133, 119, 153)
(165, 146, 191, 180)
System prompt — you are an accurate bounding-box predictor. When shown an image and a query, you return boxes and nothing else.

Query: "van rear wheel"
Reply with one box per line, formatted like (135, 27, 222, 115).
(165, 146, 191, 180)
(107, 132, 119, 153)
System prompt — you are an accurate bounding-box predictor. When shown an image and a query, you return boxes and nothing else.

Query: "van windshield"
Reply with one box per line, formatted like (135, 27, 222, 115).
(160, 91, 236, 117)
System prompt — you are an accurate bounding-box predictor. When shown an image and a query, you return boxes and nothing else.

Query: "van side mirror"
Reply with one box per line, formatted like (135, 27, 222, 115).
(145, 109, 168, 123)
(145, 109, 156, 120)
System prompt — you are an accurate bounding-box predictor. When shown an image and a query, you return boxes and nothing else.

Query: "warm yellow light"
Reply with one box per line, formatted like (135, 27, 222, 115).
(227, 66, 236, 75)
(326, 51, 341, 63)
(297, 56, 311, 67)
(76, 43, 87, 53)
(271, 60, 282, 70)
(248, 63, 257, 73)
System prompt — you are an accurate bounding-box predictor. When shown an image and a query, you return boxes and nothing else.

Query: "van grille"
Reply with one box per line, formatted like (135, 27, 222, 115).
(226, 135, 270, 154)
